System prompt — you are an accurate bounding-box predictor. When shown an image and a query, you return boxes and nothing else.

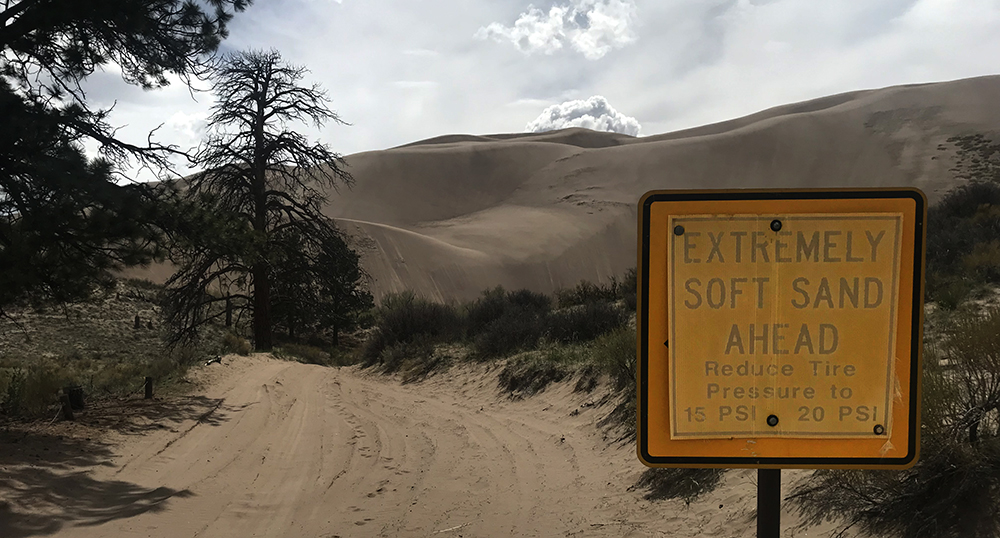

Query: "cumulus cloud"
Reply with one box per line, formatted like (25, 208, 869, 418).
(525, 95, 640, 135)
(476, 0, 638, 60)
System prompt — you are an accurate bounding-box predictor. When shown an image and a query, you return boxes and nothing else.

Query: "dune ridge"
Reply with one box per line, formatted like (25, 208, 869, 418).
(323, 75, 1000, 301)
(124, 76, 1000, 301)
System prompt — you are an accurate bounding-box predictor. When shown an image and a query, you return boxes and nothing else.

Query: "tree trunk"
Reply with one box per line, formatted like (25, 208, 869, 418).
(251, 72, 272, 351)
(225, 295, 232, 327)
(252, 263, 273, 350)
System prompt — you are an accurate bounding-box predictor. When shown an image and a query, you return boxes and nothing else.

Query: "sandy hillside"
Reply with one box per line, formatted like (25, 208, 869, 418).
(0, 356, 848, 538)
(305, 75, 999, 302)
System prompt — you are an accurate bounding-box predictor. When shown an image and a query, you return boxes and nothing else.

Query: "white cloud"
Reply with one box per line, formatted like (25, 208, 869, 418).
(525, 95, 640, 135)
(81, 0, 1000, 175)
(507, 98, 552, 107)
(393, 80, 439, 89)
(402, 48, 440, 57)
(476, 0, 638, 60)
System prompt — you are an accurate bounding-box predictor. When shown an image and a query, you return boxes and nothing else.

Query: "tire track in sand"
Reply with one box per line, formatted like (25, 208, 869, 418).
(46, 355, 769, 538)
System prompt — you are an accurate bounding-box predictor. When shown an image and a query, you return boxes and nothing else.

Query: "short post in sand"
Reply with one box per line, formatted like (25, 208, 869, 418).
(757, 469, 780, 538)
(145, 376, 154, 399)
(59, 393, 75, 421)
(636, 189, 927, 537)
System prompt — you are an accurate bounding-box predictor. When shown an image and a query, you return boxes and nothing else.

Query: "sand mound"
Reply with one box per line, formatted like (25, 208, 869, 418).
(125, 76, 1000, 302)
(325, 75, 1000, 301)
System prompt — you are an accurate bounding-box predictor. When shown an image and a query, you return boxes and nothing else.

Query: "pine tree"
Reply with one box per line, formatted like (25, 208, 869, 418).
(165, 49, 366, 350)
(0, 0, 250, 312)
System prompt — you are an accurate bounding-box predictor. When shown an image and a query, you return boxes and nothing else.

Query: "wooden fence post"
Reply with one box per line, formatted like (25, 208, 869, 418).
(59, 394, 74, 420)
(144, 376, 153, 399)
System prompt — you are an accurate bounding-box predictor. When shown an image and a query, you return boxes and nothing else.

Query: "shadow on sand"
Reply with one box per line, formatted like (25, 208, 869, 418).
(0, 394, 236, 537)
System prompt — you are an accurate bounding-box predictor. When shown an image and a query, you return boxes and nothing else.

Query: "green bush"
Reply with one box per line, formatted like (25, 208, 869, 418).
(928, 276, 975, 310)
(87, 358, 146, 397)
(374, 339, 450, 382)
(593, 327, 639, 442)
(222, 332, 252, 356)
(790, 309, 1000, 538)
(1, 363, 70, 418)
(147, 355, 188, 384)
(465, 286, 511, 337)
(465, 286, 550, 338)
(471, 308, 547, 359)
(555, 270, 635, 310)
(379, 339, 425, 373)
(507, 288, 552, 313)
(497, 348, 584, 397)
(590, 327, 636, 392)
(555, 280, 618, 308)
(1, 368, 27, 416)
(616, 268, 637, 311)
(926, 180, 1000, 304)
(546, 301, 626, 343)
(362, 292, 462, 365)
(328, 346, 360, 367)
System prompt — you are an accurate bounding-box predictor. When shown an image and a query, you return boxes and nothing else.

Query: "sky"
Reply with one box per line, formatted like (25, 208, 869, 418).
(80, 0, 1000, 181)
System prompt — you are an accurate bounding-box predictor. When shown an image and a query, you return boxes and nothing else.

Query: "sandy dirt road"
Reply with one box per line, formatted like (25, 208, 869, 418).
(1, 355, 836, 538)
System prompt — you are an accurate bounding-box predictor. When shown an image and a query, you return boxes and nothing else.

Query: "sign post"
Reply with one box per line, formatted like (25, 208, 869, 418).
(636, 189, 926, 535)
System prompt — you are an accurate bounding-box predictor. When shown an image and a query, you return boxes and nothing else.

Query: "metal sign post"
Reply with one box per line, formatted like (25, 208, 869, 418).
(757, 469, 780, 538)
(636, 189, 928, 537)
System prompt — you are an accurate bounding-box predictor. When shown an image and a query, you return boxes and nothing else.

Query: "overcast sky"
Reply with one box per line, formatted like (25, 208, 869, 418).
(81, 0, 1000, 180)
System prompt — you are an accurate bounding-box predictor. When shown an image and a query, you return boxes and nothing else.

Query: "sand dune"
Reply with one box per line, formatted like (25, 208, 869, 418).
(326, 75, 1000, 302)
(124, 76, 1000, 302)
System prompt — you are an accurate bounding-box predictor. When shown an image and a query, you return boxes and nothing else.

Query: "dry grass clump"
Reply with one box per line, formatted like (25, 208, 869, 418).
(222, 332, 252, 356)
(592, 327, 638, 441)
(633, 468, 727, 504)
(546, 301, 627, 344)
(555, 269, 636, 312)
(0, 360, 69, 417)
(0, 279, 214, 420)
(274, 343, 330, 365)
(497, 346, 587, 397)
(0, 347, 198, 419)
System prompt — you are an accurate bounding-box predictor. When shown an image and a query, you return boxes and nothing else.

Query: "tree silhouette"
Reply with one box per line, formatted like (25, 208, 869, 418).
(165, 49, 365, 350)
(0, 0, 250, 312)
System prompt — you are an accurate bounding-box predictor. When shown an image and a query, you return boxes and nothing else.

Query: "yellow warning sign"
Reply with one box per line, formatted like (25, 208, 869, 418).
(636, 189, 926, 469)
(667, 214, 901, 439)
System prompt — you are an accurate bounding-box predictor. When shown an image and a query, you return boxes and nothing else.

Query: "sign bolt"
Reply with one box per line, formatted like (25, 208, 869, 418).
(673, 225, 685, 235)
(770, 219, 782, 232)
(766, 414, 779, 427)
(874, 424, 885, 435)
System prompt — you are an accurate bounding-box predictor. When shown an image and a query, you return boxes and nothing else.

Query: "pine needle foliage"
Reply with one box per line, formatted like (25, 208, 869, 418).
(165, 49, 367, 350)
